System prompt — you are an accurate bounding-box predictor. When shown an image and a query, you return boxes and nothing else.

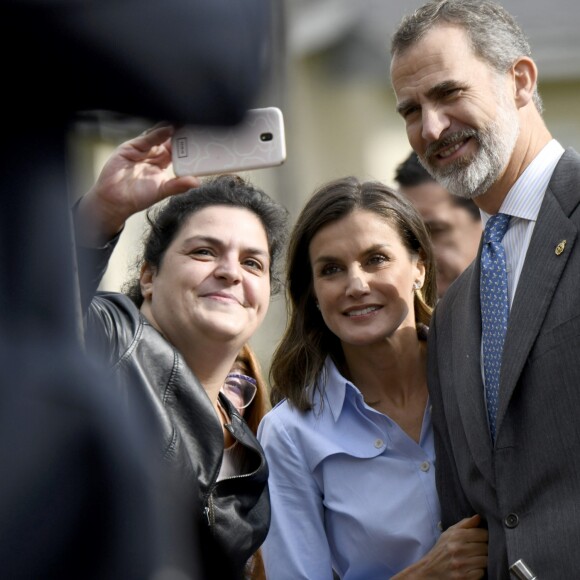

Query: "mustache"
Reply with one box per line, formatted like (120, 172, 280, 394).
(424, 129, 478, 160)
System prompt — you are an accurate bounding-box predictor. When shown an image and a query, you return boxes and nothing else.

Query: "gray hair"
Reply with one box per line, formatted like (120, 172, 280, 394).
(390, 0, 543, 112)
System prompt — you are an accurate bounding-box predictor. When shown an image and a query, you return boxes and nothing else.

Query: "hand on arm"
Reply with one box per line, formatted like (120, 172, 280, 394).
(392, 515, 488, 580)
(76, 124, 201, 246)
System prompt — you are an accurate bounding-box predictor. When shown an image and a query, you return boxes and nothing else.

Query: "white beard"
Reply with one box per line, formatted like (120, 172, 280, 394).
(419, 87, 520, 200)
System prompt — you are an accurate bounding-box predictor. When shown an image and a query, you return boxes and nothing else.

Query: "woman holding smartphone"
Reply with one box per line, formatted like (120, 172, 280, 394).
(75, 125, 289, 579)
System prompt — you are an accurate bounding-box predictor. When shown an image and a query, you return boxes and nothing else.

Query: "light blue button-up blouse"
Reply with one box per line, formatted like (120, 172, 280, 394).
(258, 357, 441, 579)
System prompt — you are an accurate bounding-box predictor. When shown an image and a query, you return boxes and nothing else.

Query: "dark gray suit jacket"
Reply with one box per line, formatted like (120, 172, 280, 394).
(428, 148, 580, 579)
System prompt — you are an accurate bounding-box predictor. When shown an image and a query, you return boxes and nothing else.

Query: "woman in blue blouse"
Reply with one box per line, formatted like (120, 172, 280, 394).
(258, 177, 488, 579)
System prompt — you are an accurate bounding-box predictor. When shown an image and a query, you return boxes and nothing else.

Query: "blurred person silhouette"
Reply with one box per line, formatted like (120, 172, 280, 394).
(390, 0, 580, 576)
(394, 152, 482, 297)
(75, 128, 289, 579)
(258, 177, 488, 579)
(0, 0, 275, 577)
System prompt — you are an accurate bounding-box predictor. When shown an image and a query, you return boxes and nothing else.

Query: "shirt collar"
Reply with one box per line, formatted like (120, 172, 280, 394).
(481, 139, 565, 224)
(320, 356, 359, 423)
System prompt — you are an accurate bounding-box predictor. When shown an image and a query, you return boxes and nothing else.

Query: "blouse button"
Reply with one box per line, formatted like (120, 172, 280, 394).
(374, 439, 384, 449)
(420, 461, 430, 472)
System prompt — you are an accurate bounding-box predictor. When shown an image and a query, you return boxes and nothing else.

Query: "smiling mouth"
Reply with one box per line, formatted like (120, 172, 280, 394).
(426, 130, 476, 162)
(345, 305, 381, 317)
(203, 292, 239, 304)
(438, 141, 464, 158)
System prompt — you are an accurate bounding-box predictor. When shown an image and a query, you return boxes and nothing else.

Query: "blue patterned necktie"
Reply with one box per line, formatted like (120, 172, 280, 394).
(481, 213, 511, 441)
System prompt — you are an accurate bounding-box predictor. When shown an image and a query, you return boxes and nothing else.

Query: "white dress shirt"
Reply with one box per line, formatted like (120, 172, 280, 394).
(480, 139, 565, 306)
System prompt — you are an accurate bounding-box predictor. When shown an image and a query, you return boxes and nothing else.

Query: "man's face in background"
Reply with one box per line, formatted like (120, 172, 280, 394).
(401, 180, 482, 298)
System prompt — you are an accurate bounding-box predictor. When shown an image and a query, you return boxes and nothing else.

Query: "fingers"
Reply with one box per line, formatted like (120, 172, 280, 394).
(160, 175, 202, 198)
(444, 527, 488, 548)
(450, 514, 481, 530)
(141, 121, 172, 135)
(132, 124, 175, 152)
(439, 515, 488, 559)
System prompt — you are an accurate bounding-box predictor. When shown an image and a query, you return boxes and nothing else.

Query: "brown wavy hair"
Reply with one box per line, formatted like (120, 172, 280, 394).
(269, 176, 437, 411)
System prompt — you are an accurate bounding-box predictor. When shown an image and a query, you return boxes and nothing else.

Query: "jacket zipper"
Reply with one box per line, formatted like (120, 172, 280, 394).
(204, 494, 215, 530)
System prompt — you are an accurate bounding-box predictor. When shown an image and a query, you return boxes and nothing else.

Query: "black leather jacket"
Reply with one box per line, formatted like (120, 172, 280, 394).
(79, 239, 270, 577)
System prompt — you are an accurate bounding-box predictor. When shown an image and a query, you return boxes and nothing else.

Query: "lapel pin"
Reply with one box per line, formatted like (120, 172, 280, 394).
(555, 240, 567, 256)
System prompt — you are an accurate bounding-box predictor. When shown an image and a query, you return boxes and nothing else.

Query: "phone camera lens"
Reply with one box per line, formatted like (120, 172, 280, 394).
(260, 132, 273, 142)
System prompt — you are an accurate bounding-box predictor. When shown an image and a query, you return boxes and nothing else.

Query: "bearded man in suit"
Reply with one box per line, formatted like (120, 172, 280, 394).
(390, 1, 580, 577)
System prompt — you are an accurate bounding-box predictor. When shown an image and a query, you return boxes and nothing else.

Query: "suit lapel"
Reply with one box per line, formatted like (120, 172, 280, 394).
(451, 250, 495, 477)
(496, 154, 580, 436)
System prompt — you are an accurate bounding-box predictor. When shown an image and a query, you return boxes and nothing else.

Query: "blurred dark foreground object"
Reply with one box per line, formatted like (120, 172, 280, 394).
(4, 0, 272, 126)
(0, 338, 201, 579)
(0, 0, 275, 577)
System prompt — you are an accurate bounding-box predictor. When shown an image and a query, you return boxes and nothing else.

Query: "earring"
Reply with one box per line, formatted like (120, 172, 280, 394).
(413, 281, 422, 291)
(315, 302, 320, 310)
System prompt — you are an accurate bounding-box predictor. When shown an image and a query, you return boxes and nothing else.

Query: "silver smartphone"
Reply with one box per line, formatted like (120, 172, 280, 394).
(171, 106, 286, 177)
